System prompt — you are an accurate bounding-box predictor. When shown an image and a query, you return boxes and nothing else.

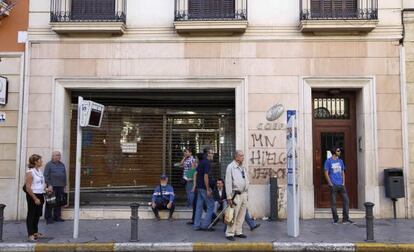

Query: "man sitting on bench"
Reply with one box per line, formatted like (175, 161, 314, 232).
(151, 174, 175, 221)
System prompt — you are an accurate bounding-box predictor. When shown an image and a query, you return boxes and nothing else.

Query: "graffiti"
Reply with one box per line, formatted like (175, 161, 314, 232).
(250, 150, 286, 166)
(251, 167, 286, 180)
(251, 133, 278, 147)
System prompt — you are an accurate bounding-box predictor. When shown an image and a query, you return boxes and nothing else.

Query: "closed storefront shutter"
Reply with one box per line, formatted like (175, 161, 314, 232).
(69, 90, 235, 206)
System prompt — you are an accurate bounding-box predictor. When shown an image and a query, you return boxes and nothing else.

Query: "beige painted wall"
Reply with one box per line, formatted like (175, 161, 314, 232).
(22, 40, 404, 219)
(0, 53, 22, 220)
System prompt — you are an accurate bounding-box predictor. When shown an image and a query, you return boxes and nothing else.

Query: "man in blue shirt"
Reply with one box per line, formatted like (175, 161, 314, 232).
(151, 174, 175, 221)
(324, 147, 353, 224)
(193, 147, 215, 231)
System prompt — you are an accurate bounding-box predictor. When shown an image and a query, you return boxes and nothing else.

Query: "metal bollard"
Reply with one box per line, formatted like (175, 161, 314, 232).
(0, 204, 5, 242)
(130, 203, 140, 242)
(364, 202, 375, 242)
(270, 177, 279, 221)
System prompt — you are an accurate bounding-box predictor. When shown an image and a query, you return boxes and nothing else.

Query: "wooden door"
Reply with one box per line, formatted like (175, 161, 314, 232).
(312, 92, 358, 208)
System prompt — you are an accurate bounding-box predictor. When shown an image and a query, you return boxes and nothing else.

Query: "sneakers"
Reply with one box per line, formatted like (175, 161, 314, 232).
(342, 219, 354, 224)
(333, 220, 339, 225)
(235, 234, 247, 238)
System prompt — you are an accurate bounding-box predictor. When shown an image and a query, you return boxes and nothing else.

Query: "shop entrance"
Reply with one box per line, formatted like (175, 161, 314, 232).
(69, 89, 235, 206)
(312, 91, 358, 209)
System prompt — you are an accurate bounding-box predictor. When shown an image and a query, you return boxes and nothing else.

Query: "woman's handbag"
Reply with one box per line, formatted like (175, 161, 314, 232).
(44, 192, 56, 207)
(59, 193, 68, 206)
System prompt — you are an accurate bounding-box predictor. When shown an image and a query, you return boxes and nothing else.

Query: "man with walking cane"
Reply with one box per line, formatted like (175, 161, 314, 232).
(225, 150, 249, 241)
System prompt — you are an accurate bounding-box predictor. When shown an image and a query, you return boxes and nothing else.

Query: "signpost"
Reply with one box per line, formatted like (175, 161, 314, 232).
(73, 96, 104, 239)
(286, 110, 299, 237)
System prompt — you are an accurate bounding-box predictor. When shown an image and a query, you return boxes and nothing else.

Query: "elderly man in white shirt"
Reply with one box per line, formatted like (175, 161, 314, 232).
(225, 150, 249, 241)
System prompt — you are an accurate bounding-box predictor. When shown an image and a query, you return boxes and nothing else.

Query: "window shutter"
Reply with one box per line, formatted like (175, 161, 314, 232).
(71, 0, 115, 21)
(310, 0, 356, 18)
(223, 0, 235, 18)
(189, 0, 235, 19)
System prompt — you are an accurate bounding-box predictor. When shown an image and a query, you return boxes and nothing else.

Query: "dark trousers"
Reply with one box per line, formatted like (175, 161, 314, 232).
(26, 193, 44, 236)
(151, 199, 175, 218)
(45, 186, 64, 221)
(329, 185, 350, 222)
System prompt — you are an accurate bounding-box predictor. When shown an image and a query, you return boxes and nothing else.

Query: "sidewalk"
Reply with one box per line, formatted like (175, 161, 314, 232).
(1, 218, 414, 251)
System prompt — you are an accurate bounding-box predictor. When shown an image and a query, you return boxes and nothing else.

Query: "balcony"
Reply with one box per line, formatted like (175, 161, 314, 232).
(174, 0, 248, 35)
(50, 0, 126, 35)
(299, 0, 378, 34)
(0, 0, 15, 20)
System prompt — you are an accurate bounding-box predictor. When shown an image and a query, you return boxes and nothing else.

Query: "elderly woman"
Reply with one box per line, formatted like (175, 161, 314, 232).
(24, 154, 48, 242)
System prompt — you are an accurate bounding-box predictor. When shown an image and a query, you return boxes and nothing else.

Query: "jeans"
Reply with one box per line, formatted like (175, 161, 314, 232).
(224, 209, 255, 231)
(151, 198, 175, 218)
(45, 186, 64, 221)
(244, 210, 256, 229)
(329, 185, 350, 222)
(185, 181, 194, 207)
(193, 189, 215, 230)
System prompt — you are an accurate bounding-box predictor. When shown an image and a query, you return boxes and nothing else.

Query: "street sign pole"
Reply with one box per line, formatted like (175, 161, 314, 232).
(73, 96, 83, 239)
(287, 110, 299, 237)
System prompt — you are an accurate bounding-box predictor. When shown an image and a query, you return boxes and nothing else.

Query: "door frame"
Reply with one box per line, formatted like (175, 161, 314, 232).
(299, 77, 379, 219)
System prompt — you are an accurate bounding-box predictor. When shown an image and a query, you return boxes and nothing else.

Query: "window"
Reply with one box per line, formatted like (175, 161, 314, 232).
(188, 0, 235, 19)
(310, 0, 357, 18)
(71, 0, 116, 21)
(313, 97, 350, 119)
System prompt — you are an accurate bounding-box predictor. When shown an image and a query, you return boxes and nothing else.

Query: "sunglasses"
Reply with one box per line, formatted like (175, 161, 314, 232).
(241, 170, 245, 179)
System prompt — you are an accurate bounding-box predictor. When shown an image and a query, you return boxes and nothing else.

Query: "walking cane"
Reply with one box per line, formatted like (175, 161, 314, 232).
(207, 192, 238, 229)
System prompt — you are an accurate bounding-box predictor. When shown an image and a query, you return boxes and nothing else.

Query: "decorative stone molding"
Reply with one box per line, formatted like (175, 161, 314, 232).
(174, 20, 248, 35)
(299, 20, 378, 35)
(50, 22, 126, 35)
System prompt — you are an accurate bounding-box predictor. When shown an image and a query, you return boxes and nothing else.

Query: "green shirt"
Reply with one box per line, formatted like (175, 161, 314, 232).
(185, 168, 196, 181)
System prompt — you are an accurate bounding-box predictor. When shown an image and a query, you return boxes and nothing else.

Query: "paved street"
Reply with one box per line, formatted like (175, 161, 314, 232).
(3, 218, 414, 244)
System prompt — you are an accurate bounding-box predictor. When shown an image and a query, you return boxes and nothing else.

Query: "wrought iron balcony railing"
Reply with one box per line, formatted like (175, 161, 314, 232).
(50, 0, 126, 23)
(174, 0, 247, 21)
(300, 0, 377, 20)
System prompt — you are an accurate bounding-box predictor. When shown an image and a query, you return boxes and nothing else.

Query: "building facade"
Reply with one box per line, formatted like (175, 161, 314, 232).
(0, 0, 28, 220)
(1, 0, 411, 220)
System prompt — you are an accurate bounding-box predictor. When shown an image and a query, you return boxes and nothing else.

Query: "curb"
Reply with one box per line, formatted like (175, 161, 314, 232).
(0, 242, 413, 252)
(194, 242, 273, 251)
(355, 242, 414, 252)
(273, 242, 355, 251)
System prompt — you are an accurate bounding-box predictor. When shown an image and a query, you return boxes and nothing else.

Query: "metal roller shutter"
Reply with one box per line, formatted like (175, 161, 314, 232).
(69, 89, 235, 206)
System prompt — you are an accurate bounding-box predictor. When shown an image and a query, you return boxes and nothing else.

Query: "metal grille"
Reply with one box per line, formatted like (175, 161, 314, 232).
(300, 0, 377, 20)
(68, 90, 235, 206)
(313, 97, 350, 119)
(50, 0, 126, 23)
(175, 0, 247, 21)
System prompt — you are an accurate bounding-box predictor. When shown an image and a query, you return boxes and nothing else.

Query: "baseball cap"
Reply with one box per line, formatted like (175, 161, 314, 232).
(160, 174, 168, 180)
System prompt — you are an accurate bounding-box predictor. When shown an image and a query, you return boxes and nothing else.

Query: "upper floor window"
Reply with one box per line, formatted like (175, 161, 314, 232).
(50, 0, 126, 23)
(301, 0, 378, 20)
(175, 0, 247, 21)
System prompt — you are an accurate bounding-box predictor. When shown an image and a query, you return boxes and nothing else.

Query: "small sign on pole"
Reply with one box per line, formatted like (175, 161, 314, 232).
(286, 110, 299, 237)
(73, 96, 104, 239)
(0, 76, 8, 105)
